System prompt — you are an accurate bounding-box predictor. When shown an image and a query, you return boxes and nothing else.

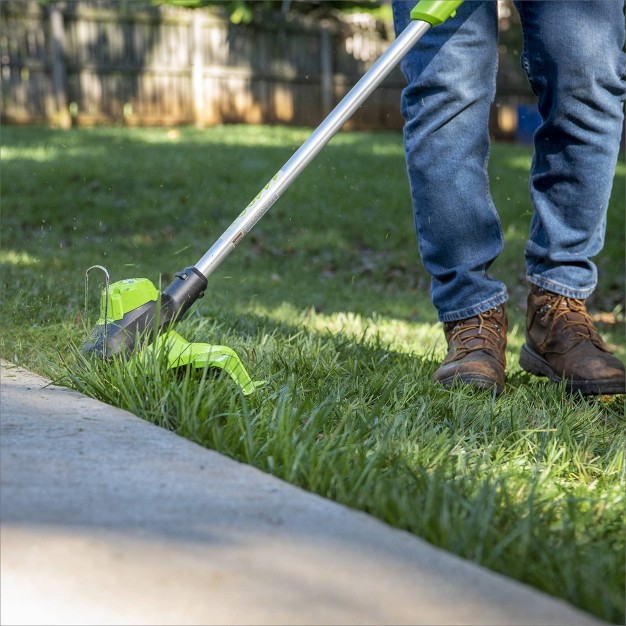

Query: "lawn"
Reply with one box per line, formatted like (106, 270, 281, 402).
(1, 125, 624, 623)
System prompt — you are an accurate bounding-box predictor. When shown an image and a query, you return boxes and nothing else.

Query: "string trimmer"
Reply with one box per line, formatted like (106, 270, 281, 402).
(83, 0, 463, 391)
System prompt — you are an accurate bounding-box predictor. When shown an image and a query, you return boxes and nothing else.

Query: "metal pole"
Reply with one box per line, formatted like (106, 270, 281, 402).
(195, 19, 431, 279)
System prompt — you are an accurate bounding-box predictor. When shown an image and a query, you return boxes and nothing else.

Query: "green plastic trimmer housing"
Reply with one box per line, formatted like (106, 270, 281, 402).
(82, 0, 463, 392)
(147, 330, 264, 396)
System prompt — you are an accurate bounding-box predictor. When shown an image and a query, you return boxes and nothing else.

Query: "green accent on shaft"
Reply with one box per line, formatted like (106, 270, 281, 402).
(98, 278, 159, 323)
(410, 0, 464, 26)
(149, 330, 264, 396)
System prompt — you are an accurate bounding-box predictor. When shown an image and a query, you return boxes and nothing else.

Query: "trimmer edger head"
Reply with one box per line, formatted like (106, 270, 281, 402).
(83, 266, 207, 358)
(83, 267, 262, 395)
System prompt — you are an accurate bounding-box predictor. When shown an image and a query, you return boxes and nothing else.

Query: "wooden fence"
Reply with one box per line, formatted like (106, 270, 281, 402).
(1, 1, 535, 135)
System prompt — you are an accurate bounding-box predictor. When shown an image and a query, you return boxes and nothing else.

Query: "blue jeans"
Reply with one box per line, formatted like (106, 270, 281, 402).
(392, 0, 625, 322)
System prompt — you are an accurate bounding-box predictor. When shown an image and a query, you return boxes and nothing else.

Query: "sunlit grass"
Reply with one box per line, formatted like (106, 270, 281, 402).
(0, 250, 41, 266)
(57, 313, 625, 623)
(1, 126, 624, 623)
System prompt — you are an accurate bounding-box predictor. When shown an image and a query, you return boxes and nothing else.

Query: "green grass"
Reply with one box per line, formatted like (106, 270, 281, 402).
(1, 126, 624, 623)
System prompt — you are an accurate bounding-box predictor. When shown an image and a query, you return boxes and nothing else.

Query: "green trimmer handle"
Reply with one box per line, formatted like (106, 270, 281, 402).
(411, 0, 464, 26)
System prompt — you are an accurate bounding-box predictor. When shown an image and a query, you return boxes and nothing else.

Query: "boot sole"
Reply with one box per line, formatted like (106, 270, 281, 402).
(436, 373, 503, 396)
(519, 344, 625, 395)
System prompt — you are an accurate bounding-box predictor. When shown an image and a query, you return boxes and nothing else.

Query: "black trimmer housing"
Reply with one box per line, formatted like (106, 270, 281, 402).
(83, 266, 207, 358)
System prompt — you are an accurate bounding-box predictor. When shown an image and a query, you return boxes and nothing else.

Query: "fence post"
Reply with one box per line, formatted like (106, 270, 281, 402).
(191, 9, 204, 127)
(320, 22, 333, 118)
(48, 2, 71, 129)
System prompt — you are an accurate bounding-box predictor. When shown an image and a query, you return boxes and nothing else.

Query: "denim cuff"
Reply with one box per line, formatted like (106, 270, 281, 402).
(526, 276, 595, 300)
(439, 291, 509, 323)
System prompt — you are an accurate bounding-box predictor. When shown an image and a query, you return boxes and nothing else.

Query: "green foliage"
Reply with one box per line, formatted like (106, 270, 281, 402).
(152, 0, 388, 23)
(1, 126, 624, 623)
(152, 0, 256, 23)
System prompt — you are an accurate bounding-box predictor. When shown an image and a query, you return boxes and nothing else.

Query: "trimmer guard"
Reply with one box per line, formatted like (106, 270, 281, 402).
(148, 330, 264, 396)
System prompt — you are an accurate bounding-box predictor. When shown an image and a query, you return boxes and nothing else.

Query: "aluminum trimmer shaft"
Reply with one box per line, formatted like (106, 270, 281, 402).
(194, 18, 432, 279)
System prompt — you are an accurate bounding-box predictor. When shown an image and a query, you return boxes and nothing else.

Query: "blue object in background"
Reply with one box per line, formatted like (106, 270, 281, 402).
(516, 104, 541, 144)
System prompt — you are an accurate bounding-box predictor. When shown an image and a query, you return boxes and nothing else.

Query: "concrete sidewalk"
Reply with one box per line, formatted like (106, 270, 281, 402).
(0, 361, 606, 626)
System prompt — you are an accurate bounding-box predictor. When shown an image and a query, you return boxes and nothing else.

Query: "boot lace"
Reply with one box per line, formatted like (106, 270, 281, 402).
(538, 294, 603, 346)
(450, 308, 504, 358)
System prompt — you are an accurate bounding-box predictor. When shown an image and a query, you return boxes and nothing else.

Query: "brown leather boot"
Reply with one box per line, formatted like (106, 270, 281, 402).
(520, 285, 625, 395)
(434, 306, 507, 395)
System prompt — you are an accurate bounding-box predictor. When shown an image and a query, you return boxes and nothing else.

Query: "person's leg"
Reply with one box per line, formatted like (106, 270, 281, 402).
(515, 0, 625, 394)
(392, 1, 508, 393)
(516, 0, 625, 297)
(392, 0, 506, 323)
